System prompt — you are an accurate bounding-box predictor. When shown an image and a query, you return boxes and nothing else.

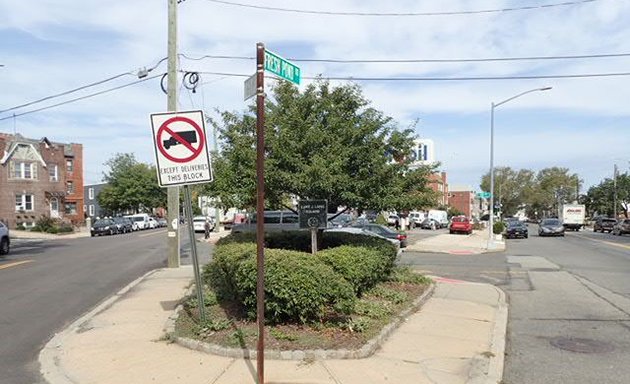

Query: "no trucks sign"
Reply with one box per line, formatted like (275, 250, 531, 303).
(151, 110, 213, 187)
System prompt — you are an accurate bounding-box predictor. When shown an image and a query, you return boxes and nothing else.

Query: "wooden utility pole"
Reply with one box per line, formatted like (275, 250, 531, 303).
(167, 0, 180, 268)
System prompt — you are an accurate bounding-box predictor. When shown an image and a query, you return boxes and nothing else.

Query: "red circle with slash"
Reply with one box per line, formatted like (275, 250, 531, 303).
(156, 116, 205, 163)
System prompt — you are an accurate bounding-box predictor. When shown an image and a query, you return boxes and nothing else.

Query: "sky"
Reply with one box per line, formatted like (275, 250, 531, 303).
(1, 0, 629, 193)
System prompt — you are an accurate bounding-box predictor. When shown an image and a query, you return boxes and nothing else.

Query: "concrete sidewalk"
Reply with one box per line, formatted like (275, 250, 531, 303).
(406, 230, 505, 254)
(39, 266, 507, 384)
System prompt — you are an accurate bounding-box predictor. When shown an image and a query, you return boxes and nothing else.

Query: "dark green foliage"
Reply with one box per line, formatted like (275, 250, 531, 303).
(317, 246, 387, 295)
(204, 243, 257, 301)
(234, 249, 355, 324)
(493, 221, 506, 234)
(31, 216, 74, 234)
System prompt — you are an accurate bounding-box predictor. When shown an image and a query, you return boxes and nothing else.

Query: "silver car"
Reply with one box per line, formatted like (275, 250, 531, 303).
(538, 218, 565, 237)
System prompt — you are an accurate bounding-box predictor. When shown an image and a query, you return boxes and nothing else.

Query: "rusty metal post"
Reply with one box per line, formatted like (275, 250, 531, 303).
(255, 42, 266, 384)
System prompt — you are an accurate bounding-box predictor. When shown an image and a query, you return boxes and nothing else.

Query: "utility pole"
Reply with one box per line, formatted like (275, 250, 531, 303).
(613, 164, 618, 219)
(166, 0, 180, 268)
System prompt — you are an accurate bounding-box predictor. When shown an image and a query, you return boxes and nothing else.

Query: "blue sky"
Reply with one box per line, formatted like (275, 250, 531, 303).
(1, 0, 629, 192)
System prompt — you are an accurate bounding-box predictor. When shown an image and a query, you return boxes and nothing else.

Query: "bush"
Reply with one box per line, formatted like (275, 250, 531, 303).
(493, 221, 505, 234)
(375, 214, 388, 226)
(317, 246, 388, 295)
(234, 248, 355, 323)
(204, 242, 257, 301)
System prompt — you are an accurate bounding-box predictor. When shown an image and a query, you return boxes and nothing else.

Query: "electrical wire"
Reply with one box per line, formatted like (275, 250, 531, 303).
(203, 0, 598, 16)
(0, 73, 164, 122)
(0, 57, 168, 115)
(179, 51, 630, 64)
(189, 70, 630, 81)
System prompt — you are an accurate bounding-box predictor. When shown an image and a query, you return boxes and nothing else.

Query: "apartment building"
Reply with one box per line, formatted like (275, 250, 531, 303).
(84, 183, 107, 220)
(0, 133, 84, 229)
(448, 185, 486, 219)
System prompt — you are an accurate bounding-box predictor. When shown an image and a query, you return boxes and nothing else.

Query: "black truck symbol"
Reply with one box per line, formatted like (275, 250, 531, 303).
(163, 130, 197, 150)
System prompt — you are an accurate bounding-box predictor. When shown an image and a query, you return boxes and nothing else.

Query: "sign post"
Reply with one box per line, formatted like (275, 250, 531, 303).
(151, 109, 213, 322)
(298, 200, 328, 254)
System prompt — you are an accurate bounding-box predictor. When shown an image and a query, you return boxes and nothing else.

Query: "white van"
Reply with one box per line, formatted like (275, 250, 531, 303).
(409, 211, 426, 228)
(427, 210, 448, 228)
(126, 213, 150, 230)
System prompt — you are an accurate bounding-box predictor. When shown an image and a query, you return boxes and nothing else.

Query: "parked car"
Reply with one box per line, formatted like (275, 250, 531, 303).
(387, 214, 400, 227)
(193, 216, 215, 233)
(148, 217, 158, 229)
(419, 218, 438, 230)
(328, 213, 353, 228)
(505, 220, 528, 239)
(538, 218, 565, 237)
(125, 213, 150, 230)
(449, 216, 473, 235)
(231, 210, 300, 233)
(91, 219, 116, 237)
(112, 217, 133, 234)
(324, 227, 401, 249)
(408, 211, 425, 228)
(0, 221, 10, 255)
(352, 223, 407, 248)
(157, 218, 168, 228)
(612, 219, 630, 236)
(593, 217, 617, 233)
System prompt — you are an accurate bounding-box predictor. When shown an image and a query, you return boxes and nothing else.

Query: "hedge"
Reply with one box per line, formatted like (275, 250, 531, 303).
(316, 246, 387, 296)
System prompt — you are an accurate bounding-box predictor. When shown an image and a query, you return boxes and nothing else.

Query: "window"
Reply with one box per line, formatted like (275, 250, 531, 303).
(66, 159, 73, 172)
(89, 205, 95, 216)
(264, 213, 281, 224)
(49, 164, 58, 182)
(15, 194, 34, 211)
(66, 181, 74, 194)
(88, 187, 94, 200)
(281, 213, 299, 223)
(9, 161, 37, 180)
(65, 202, 77, 215)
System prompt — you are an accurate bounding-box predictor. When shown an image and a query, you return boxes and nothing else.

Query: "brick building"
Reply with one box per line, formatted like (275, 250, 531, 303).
(428, 171, 449, 207)
(0, 133, 84, 229)
(448, 185, 486, 220)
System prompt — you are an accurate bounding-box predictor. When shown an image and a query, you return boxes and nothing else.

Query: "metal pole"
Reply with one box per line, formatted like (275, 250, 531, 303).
(255, 42, 266, 384)
(166, 0, 180, 268)
(183, 185, 206, 322)
(488, 103, 495, 246)
(614, 164, 618, 218)
(213, 122, 221, 233)
(311, 228, 317, 254)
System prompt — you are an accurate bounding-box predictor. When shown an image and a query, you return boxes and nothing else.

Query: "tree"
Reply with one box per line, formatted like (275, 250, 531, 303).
(98, 153, 166, 214)
(585, 173, 630, 218)
(206, 80, 436, 212)
(480, 167, 535, 217)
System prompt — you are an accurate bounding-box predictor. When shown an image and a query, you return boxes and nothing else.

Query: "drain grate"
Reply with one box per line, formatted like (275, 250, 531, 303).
(549, 337, 614, 354)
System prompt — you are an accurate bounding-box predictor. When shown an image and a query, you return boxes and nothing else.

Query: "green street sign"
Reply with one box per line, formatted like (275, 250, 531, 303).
(264, 49, 301, 85)
(477, 192, 492, 199)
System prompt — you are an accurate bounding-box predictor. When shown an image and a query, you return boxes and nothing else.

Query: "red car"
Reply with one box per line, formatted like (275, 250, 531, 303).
(449, 216, 473, 235)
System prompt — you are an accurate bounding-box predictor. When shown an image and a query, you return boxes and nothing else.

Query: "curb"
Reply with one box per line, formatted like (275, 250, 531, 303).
(38, 268, 162, 384)
(466, 284, 508, 384)
(165, 282, 436, 360)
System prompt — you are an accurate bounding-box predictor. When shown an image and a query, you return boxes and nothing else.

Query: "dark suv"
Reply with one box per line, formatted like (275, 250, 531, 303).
(593, 217, 617, 233)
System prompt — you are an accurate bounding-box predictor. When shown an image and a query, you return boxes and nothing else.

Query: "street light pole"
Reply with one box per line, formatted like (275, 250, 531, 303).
(488, 86, 552, 248)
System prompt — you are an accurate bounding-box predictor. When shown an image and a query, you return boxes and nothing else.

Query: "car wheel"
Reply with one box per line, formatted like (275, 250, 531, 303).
(0, 238, 9, 255)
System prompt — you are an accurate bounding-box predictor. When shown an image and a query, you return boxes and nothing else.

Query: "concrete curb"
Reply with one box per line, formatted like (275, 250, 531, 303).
(165, 282, 437, 360)
(466, 285, 508, 384)
(38, 268, 162, 384)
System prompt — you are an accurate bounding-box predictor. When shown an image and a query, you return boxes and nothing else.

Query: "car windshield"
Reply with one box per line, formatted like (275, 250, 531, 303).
(542, 219, 560, 226)
(508, 221, 523, 227)
(132, 217, 144, 222)
(94, 220, 111, 226)
(452, 217, 467, 222)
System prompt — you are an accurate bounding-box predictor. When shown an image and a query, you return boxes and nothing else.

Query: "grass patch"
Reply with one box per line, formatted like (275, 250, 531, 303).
(173, 267, 431, 351)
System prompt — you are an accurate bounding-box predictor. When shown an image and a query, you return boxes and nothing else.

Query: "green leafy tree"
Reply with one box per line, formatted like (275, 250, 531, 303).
(480, 167, 536, 217)
(98, 153, 166, 214)
(586, 173, 630, 218)
(206, 80, 436, 212)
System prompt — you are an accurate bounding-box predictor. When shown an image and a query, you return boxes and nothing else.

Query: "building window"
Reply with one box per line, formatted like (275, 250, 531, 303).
(15, 194, 34, 211)
(49, 164, 58, 182)
(66, 181, 74, 194)
(89, 205, 95, 217)
(66, 159, 74, 172)
(65, 202, 77, 215)
(88, 187, 94, 200)
(9, 160, 37, 180)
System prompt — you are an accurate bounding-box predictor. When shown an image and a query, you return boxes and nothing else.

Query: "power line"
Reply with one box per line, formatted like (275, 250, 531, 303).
(190, 69, 630, 81)
(0, 57, 167, 115)
(203, 0, 598, 16)
(179, 51, 630, 64)
(0, 73, 164, 122)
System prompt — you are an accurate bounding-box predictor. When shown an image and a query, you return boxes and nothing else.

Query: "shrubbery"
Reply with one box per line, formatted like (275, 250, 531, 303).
(493, 221, 506, 235)
(205, 230, 399, 324)
(31, 216, 74, 234)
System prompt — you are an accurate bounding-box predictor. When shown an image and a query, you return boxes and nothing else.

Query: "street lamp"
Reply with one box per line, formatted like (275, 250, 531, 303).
(488, 86, 552, 248)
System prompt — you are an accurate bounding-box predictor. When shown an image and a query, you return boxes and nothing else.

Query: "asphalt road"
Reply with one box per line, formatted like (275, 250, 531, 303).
(401, 225, 630, 384)
(0, 228, 211, 384)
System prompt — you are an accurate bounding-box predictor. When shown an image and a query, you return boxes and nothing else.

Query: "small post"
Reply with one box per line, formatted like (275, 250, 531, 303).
(183, 185, 206, 322)
(311, 228, 317, 254)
